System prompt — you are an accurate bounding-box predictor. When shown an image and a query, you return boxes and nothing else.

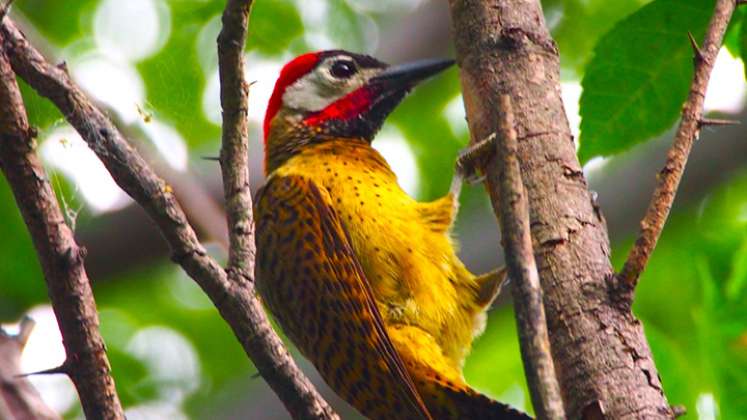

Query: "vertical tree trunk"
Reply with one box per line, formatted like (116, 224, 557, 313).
(448, 1, 672, 418)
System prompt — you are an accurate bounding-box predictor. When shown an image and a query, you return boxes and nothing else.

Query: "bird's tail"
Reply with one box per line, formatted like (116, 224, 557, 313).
(414, 364, 532, 420)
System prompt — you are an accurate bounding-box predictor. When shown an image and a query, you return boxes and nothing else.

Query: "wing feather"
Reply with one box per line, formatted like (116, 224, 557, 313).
(255, 174, 432, 420)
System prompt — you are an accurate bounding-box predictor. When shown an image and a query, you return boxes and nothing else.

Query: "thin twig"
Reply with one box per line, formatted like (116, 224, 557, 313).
(16, 316, 34, 347)
(618, 0, 737, 291)
(0, 39, 123, 419)
(493, 95, 565, 419)
(698, 117, 740, 127)
(0, 17, 337, 419)
(216, 1, 338, 417)
(0, 0, 14, 22)
(217, 0, 255, 278)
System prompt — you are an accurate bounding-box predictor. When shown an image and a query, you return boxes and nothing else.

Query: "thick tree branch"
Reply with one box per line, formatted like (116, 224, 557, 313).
(0, 39, 123, 419)
(0, 17, 337, 419)
(491, 95, 563, 419)
(449, 0, 673, 417)
(618, 0, 736, 291)
(0, 318, 60, 420)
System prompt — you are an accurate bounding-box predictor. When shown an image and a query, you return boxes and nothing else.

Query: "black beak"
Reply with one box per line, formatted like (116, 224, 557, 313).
(325, 57, 454, 142)
(370, 58, 455, 89)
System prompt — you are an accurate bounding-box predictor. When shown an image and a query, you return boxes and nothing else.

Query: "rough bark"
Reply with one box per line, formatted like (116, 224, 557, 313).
(618, 0, 736, 291)
(449, 0, 672, 417)
(492, 95, 564, 419)
(218, 0, 256, 274)
(0, 16, 337, 419)
(217, 1, 339, 417)
(0, 319, 60, 420)
(0, 39, 124, 419)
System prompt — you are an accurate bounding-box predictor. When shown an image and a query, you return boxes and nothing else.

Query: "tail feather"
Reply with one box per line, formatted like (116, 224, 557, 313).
(417, 370, 532, 420)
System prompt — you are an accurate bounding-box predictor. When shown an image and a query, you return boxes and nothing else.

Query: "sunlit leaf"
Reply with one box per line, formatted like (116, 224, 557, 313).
(18, 78, 63, 130)
(723, 7, 745, 58)
(578, 0, 713, 163)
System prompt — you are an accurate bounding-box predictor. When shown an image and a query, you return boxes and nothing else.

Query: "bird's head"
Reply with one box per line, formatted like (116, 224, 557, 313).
(263, 50, 453, 172)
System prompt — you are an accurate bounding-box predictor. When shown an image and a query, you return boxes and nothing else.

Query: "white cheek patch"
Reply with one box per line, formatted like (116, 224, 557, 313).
(281, 64, 380, 113)
(282, 71, 343, 112)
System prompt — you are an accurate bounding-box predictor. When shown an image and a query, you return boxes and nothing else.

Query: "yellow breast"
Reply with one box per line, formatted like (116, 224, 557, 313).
(274, 139, 484, 369)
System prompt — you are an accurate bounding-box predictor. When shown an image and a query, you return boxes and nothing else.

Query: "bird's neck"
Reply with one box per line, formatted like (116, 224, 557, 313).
(271, 138, 398, 186)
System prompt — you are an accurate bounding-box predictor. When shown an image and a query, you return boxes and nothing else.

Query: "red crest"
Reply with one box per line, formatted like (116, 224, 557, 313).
(263, 52, 320, 142)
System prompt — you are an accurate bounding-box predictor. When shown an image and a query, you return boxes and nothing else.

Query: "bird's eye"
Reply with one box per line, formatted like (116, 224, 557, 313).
(330, 59, 357, 79)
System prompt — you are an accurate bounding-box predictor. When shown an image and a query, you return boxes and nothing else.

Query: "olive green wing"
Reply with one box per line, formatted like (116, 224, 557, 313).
(255, 174, 432, 420)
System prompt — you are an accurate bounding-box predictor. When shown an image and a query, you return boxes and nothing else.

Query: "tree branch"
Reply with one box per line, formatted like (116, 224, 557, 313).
(0, 16, 337, 419)
(449, 0, 674, 417)
(216, 1, 338, 417)
(617, 0, 737, 291)
(0, 0, 13, 22)
(0, 318, 60, 420)
(491, 95, 564, 419)
(218, 0, 255, 278)
(0, 38, 123, 419)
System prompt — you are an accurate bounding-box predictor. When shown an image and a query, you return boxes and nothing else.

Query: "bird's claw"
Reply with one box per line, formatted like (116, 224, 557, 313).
(450, 132, 497, 196)
(464, 173, 486, 186)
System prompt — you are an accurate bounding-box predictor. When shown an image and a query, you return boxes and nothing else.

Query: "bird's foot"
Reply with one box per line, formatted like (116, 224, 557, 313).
(449, 132, 497, 198)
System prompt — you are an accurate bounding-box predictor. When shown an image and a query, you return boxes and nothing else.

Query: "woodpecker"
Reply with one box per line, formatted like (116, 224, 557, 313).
(255, 50, 530, 419)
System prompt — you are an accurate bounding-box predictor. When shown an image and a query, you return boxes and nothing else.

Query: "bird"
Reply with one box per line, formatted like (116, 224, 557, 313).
(254, 50, 530, 420)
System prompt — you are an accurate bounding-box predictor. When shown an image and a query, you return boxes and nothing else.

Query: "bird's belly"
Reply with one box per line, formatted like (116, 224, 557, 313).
(327, 182, 462, 340)
(278, 146, 480, 365)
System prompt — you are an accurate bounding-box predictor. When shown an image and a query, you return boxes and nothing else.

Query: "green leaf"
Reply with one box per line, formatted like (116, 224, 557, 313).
(464, 306, 529, 414)
(19, 78, 63, 130)
(723, 6, 745, 58)
(739, 11, 747, 79)
(726, 237, 747, 301)
(15, 0, 99, 45)
(0, 177, 47, 319)
(578, 0, 713, 163)
(137, 18, 221, 148)
(248, 0, 303, 55)
(550, 0, 648, 74)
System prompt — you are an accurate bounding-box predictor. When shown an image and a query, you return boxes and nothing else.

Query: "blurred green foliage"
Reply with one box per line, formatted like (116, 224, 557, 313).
(621, 172, 747, 419)
(0, 0, 745, 419)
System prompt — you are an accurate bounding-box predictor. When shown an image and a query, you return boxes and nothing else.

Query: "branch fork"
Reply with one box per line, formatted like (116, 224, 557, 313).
(1, 0, 338, 417)
(618, 0, 737, 293)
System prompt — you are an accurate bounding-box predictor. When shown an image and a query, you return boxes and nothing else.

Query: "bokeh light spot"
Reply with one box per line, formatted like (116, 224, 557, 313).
(41, 126, 131, 214)
(704, 48, 746, 114)
(139, 118, 189, 171)
(94, 0, 171, 62)
(202, 54, 282, 126)
(373, 127, 420, 197)
(126, 326, 201, 403)
(16, 306, 77, 414)
(71, 53, 145, 124)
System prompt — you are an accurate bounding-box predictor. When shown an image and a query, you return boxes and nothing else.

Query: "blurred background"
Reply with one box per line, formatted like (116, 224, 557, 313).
(0, 0, 745, 418)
